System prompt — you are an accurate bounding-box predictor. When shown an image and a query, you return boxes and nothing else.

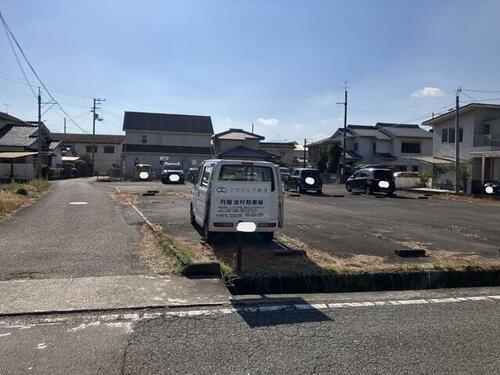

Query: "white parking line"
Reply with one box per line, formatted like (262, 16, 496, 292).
(0, 295, 498, 331)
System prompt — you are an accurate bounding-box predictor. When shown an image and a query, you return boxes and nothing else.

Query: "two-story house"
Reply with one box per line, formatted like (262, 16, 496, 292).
(211, 129, 277, 161)
(422, 103, 500, 193)
(51, 133, 125, 172)
(122, 111, 214, 177)
(311, 123, 432, 173)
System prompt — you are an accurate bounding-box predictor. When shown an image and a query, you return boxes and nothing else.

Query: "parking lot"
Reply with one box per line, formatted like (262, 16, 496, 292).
(100, 180, 500, 275)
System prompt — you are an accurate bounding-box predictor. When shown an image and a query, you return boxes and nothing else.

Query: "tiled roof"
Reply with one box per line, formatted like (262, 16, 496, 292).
(123, 112, 214, 134)
(0, 112, 27, 124)
(0, 124, 38, 147)
(376, 123, 432, 138)
(52, 133, 125, 144)
(214, 128, 264, 140)
(375, 152, 397, 160)
(218, 145, 276, 159)
(348, 126, 391, 140)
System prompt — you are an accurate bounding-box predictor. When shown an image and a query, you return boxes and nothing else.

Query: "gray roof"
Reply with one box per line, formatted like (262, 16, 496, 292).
(376, 123, 432, 138)
(0, 112, 27, 125)
(348, 125, 391, 140)
(213, 128, 264, 140)
(0, 124, 38, 147)
(52, 133, 125, 144)
(123, 111, 214, 134)
(218, 145, 276, 159)
(422, 103, 500, 125)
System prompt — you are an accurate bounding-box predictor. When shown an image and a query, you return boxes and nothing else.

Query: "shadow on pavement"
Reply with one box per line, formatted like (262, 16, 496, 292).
(231, 297, 333, 327)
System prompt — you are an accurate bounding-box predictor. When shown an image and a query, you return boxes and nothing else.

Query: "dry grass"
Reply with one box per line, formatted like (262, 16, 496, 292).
(0, 180, 51, 219)
(216, 232, 500, 277)
(139, 224, 181, 274)
(162, 232, 217, 263)
(111, 191, 137, 205)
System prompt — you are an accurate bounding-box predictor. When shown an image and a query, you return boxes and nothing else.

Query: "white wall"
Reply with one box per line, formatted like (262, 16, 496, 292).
(70, 142, 122, 171)
(0, 158, 35, 180)
(126, 131, 211, 148)
(432, 111, 475, 160)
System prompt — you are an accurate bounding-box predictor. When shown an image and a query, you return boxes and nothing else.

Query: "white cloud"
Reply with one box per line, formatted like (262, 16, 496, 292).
(411, 87, 445, 98)
(256, 118, 279, 126)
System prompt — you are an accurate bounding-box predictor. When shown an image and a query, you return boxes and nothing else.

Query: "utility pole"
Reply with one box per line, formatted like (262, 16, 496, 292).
(337, 83, 348, 181)
(455, 88, 461, 193)
(251, 123, 254, 133)
(37, 87, 42, 179)
(91, 98, 105, 176)
(63, 117, 66, 134)
(303, 138, 307, 168)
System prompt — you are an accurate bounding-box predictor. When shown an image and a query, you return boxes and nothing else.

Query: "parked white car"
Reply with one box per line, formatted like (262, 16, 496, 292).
(190, 159, 284, 242)
(394, 171, 420, 189)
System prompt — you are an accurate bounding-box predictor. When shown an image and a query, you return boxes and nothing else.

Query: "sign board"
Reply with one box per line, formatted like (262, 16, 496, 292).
(211, 181, 271, 220)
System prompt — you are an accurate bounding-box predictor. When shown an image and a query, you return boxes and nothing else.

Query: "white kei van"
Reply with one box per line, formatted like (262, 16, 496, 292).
(190, 159, 284, 242)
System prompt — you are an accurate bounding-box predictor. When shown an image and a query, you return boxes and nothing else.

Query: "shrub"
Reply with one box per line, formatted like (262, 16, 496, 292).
(15, 188, 28, 196)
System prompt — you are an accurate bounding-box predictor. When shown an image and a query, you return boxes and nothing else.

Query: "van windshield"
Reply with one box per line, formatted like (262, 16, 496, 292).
(219, 165, 273, 182)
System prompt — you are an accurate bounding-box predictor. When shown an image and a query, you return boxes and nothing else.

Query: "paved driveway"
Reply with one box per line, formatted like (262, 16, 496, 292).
(0, 178, 145, 280)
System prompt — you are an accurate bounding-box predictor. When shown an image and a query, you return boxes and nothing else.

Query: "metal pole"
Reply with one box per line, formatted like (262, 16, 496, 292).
(63, 117, 66, 134)
(455, 89, 460, 193)
(37, 87, 42, 179)
(303, 138, 307, 168)
(236, 233, 242, 273)
(342, 88, 347, 179)
(92, 98, 96, 176)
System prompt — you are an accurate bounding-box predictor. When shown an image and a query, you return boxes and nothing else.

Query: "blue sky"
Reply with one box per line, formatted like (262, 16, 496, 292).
(1, 0, 500, 142)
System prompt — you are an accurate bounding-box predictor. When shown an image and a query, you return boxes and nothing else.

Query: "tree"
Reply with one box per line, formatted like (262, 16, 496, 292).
(317, 150, 328, 173)
(327, 143, 342, 173)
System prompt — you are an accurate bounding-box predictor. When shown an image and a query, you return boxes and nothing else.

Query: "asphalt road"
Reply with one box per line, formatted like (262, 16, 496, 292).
(0, 178, 145, 280)
(117, 181, 500, 261)
(1, 289, 498, 374)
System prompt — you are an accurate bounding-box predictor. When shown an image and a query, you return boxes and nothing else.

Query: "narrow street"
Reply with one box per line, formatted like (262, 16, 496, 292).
(0, 290, 498, 374)
(0, 178, 144, 280)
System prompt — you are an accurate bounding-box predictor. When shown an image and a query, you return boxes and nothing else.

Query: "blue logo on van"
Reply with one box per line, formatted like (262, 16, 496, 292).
(216, 186, 227, 193)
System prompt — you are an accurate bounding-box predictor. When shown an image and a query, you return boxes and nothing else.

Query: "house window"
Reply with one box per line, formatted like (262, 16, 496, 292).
(86, 145, 98, 153)
(103, 146, 115, 154)
(372, 142, 377, 152)
(483, 124, 490, 135)
(141, 135, 148, 144)
(353, 143, 358, 152)
(412, 166, 419, 172)
(401, 142, 421, 153)
(449, 128, 456, 143)
(459, 128, 463, 143)
(442, 129, 448, 143)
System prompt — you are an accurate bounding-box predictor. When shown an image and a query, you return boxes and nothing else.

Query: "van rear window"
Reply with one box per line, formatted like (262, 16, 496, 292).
(219, 165, 275, 190)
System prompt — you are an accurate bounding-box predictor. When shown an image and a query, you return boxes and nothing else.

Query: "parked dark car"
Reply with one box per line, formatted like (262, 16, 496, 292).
(279, 167, 291, 181)
(484, 180, 500, 196)
(284, 168, 322, 194)
(161, 163, 185, 184)
(346, 168, 395, 195)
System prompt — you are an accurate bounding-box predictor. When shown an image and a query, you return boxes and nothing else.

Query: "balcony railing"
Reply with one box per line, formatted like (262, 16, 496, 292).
(474, 134, 500, 147)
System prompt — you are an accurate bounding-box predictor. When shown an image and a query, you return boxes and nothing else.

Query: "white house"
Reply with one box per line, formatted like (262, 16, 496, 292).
(309, 123, 433, 174)
(122, 112, 214, 177)
(422, 103, 500, 193)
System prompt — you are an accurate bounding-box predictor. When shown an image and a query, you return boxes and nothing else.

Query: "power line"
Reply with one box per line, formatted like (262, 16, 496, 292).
(1, 14, 36, 98)
(350, 96, 439, 114)
(462, 88, 500, 93)
(0, 12, 87, 133)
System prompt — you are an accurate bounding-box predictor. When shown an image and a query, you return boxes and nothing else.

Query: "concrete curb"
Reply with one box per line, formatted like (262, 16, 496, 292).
(226, 269, 500, 295)
(120, 187, 221, 278)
